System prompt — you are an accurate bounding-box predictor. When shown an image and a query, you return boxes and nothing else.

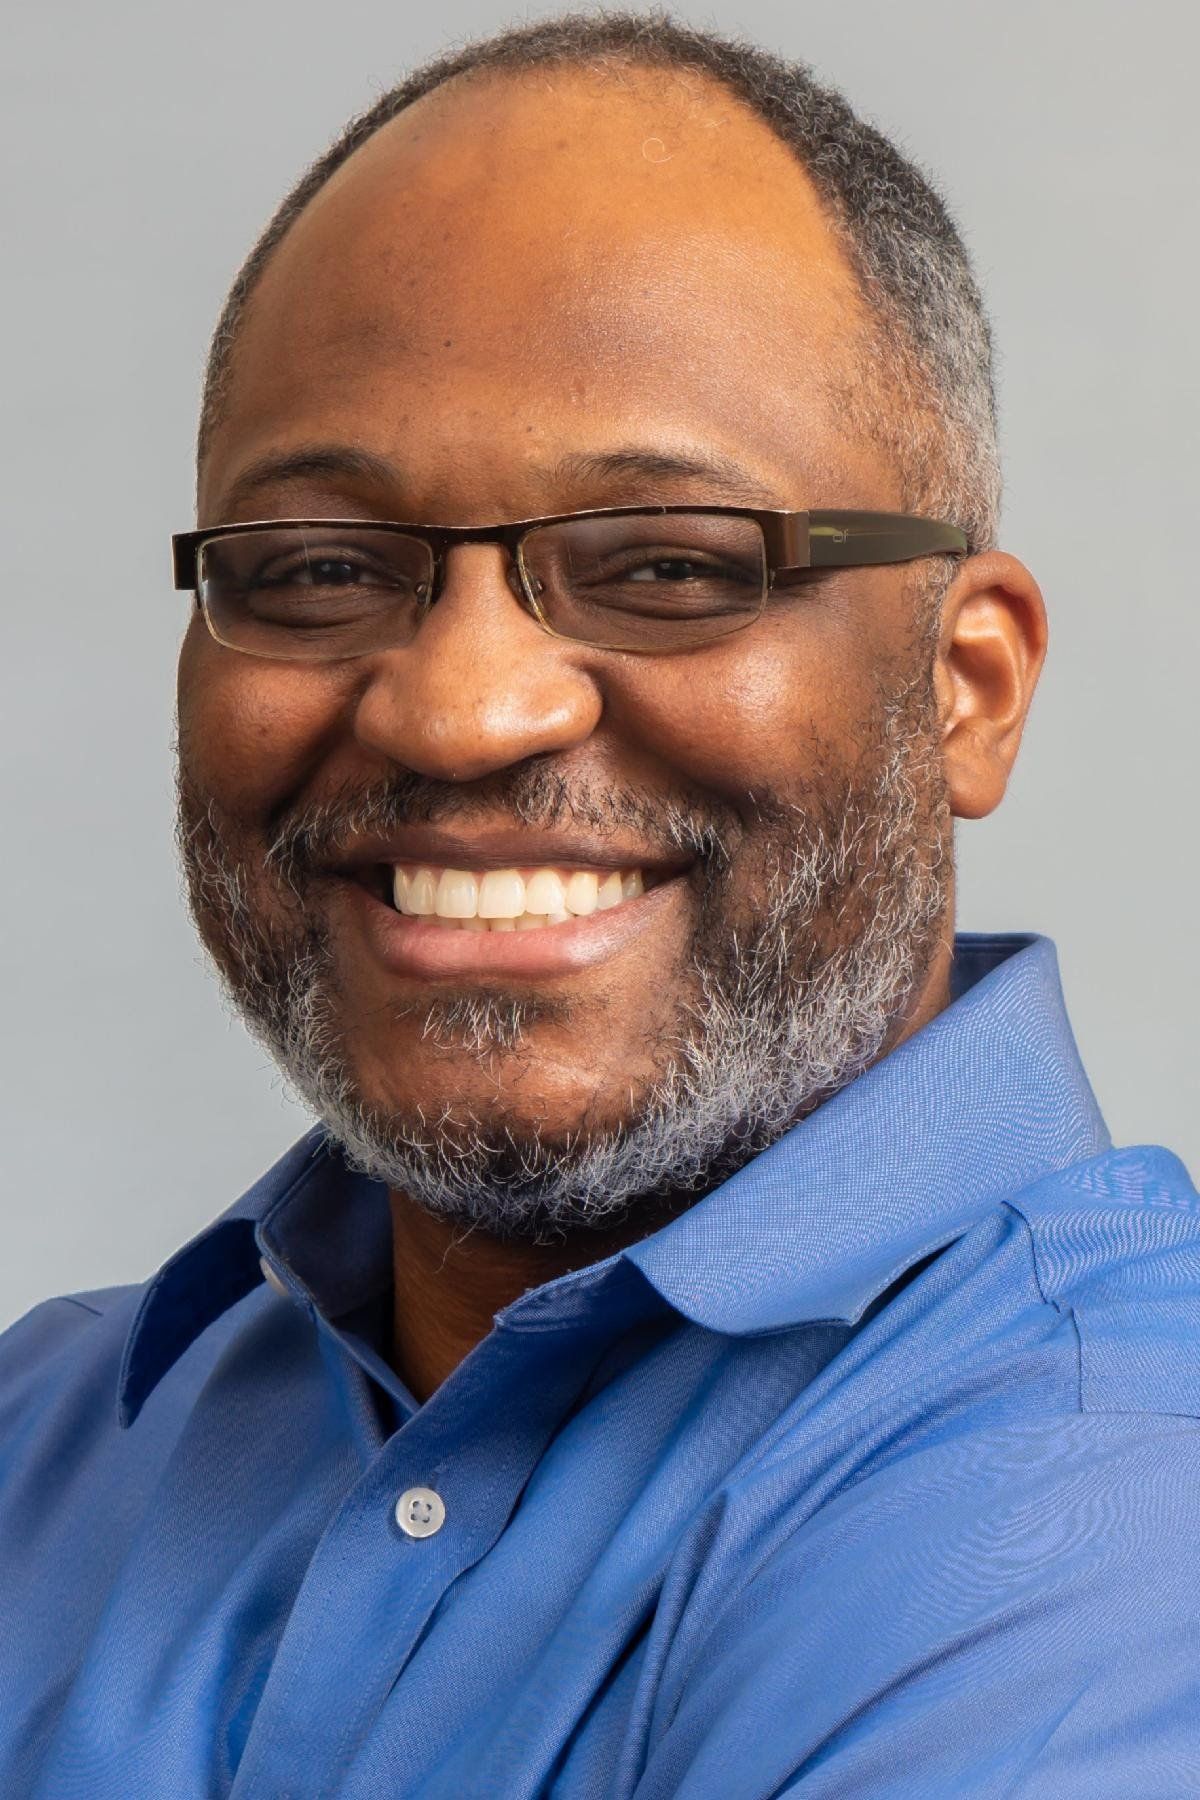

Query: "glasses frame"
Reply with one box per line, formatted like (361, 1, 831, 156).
(171, 505, 969, 659)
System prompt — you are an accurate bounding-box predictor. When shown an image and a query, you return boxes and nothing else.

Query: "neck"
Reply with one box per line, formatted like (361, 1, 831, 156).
(389, 928, 957, 1402)
(388, 1192, 673, 1404)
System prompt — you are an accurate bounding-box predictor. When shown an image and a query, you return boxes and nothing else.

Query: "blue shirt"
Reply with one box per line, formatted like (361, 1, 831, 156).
(3, 933, 1200, 1798)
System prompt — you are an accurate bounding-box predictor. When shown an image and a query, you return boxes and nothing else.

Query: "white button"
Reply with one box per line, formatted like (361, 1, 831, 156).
(395, 1487, 446, 1539)
(259, 1255, 289, 1297)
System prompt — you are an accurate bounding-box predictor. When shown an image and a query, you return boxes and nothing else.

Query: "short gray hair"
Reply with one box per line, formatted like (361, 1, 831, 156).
(198, 10, 1001, 552)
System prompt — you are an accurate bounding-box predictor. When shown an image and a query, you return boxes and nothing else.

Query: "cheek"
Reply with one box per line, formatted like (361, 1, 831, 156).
(607, 604, 879, 801)
(177, 620, 349, 820)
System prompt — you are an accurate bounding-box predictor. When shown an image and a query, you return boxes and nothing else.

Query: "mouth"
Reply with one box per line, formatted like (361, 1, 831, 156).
(329, 849, 689, 979)
(350, 860, 655, 929)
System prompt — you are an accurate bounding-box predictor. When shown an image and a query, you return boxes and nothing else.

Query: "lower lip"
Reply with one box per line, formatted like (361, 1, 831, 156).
(341, 877, 684, 979)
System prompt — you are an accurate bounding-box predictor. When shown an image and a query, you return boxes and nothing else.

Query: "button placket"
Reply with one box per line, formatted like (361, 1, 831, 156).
(231, 1261, 662, 1796)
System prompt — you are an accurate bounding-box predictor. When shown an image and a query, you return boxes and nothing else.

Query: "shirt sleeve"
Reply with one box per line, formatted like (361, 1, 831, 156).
(631, 1415, 1200, 1799)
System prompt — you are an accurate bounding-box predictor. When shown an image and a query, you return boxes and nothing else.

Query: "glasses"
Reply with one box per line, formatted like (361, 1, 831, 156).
(171, 505, 969, 661)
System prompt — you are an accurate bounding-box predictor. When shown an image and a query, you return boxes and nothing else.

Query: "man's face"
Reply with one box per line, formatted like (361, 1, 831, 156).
(178, 65, 953, 1236)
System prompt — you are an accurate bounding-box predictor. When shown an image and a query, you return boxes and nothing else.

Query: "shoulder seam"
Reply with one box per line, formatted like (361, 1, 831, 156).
(1003, 1202, 1085, 1412)
(58, 1295, 105, 1319)
(1003, 1201, 1052, 1308)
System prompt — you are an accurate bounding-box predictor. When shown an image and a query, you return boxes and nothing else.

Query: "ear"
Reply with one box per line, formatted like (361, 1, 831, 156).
(932, 551, 1048, 820)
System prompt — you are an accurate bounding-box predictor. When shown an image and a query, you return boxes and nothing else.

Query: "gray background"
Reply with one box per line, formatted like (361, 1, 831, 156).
(2, 0, 1196, 1330)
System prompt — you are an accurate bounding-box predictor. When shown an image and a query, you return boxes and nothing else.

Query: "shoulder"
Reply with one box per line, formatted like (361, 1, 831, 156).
(0, 1284, 155, 1612)
(0, 1285, 139, 1430)
(646, 1405, 1200, 1799)
(1004, 1144, 1200, 1415)
(663, 1146, 1200, 1641)
(675, 1144, 1200, 1636)
(640, 1151, 1200, 1791)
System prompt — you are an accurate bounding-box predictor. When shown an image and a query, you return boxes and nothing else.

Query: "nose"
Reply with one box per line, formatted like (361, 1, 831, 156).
(351, 544, 604, 782)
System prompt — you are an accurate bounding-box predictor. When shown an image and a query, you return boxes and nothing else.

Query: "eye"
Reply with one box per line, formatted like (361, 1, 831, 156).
(625, 557, 715, 583)
(294, 556, 359, 586)
(600, 547, 759, 590)
(255, 552, 399, 590)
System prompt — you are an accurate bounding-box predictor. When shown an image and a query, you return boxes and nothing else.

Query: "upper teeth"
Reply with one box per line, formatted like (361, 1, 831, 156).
(393, 865, 645, 928)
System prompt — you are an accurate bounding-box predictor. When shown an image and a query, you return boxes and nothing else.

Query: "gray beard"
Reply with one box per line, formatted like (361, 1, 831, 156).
(177, 670, 951, 1244)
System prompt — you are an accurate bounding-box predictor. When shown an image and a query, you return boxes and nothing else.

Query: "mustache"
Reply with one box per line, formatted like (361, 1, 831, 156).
(261, 760, 742, 893)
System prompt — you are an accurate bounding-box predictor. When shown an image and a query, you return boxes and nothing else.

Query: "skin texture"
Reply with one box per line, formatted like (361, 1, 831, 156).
(181, 63, 1047, 1403)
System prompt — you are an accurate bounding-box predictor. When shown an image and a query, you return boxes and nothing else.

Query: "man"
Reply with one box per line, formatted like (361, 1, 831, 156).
(3, 12, 1198, 1796)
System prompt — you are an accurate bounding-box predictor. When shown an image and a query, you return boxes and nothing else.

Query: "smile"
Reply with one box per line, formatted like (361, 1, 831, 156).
(341, 860, 681, 978)
(390, 863, 647, 930)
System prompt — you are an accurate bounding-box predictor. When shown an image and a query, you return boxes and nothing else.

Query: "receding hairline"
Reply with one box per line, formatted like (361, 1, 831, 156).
(199, 49, 866, 464)
(195, 12, 1000, 556)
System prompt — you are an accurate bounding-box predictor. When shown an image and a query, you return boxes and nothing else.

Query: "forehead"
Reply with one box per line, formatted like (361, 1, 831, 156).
(202, 63, 887, 519)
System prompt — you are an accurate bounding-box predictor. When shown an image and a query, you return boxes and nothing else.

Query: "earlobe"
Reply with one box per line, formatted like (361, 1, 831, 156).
(934, 551, 1049, 821)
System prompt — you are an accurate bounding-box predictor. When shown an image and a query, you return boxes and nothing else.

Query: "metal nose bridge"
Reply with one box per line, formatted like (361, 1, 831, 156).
(424, 524, 533, 612)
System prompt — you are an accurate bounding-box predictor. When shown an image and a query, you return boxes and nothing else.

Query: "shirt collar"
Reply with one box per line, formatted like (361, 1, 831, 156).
(624, 932, 1109, 1330)
(117, 932, 1108, 1426)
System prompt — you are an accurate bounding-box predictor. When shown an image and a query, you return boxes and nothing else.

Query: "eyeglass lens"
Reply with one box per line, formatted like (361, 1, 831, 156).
(521, 513, 767, 650)
(197, 514, 769, 661)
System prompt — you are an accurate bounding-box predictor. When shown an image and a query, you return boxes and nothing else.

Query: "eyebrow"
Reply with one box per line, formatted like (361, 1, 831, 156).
(552, 447, 788, 506)
(215, 441, 788, 517)
(217, 445, 400, 513)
